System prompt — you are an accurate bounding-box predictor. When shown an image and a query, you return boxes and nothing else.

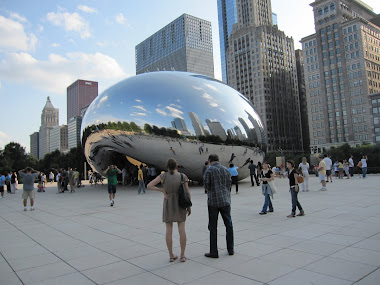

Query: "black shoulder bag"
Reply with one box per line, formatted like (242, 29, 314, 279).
(178, 173, 192, 209)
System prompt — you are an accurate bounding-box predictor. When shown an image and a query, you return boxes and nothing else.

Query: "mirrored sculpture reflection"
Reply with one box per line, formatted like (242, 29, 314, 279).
(81, 71, 267, 181)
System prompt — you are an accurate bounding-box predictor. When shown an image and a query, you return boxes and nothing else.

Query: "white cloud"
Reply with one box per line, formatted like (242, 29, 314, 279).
(0, 131, 11, 149)
(131, 112, 146, 116)
(156, 108, 167, 116)
(46, 10, 91, 39)
(166, 106, 183, 119)
(202, 92, 218, 108)
(0, 81, 2, 88)
(115, 13, 132, 28)
(135, 99, 142, 103)
(51, 42, 60, 47)
(133, 106, 147, 112)
(77, 5, 97, 13)
(10, 12, 27, 23)
(204, 83, 217, 91)
(0, 16, 37, 51)
(97, 95, 108, 108)
(0, 52, 128, 94)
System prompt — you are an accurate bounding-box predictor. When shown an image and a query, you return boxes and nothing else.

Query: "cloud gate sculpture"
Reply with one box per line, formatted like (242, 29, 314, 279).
(81, 71, 266, 182)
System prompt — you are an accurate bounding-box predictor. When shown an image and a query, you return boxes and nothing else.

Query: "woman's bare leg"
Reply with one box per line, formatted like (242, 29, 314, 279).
(166, 222, 175, 257)
(177, 222, 187, 258)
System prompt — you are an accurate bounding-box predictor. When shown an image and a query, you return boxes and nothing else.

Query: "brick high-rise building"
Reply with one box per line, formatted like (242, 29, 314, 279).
(301, 0, 379, 153)
(135, 14, 214, 78)
(67, 80, 98, 122)
(221, 0, 303, 152)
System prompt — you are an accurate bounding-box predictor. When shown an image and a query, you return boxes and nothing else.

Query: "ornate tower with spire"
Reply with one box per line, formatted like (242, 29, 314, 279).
(39, 96, 59, 158)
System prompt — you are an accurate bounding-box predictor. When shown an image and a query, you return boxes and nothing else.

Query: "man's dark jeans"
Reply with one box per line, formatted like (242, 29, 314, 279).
(290, 187, 303, 214)
(250, 174, 259, 186)
(208, 205, 234, 255)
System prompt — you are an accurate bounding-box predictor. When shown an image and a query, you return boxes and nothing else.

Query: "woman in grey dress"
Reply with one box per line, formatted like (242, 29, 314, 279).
(147, 158, 191, 262)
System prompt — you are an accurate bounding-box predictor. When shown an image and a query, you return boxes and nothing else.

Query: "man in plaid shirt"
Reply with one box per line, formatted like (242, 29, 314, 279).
(203, 154, 234, 258)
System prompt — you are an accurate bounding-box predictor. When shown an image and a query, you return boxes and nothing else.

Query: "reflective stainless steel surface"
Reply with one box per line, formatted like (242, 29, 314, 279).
(81, 71, 266, 181)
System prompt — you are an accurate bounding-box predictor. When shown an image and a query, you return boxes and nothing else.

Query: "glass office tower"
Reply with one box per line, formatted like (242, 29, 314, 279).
(217, 0, 238, 83)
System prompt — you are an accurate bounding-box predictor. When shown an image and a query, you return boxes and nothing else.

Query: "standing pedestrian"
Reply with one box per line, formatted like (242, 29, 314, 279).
(286, 160, 305, 218)
(11, 171, 17, 194)
(203, 154, 234, 258)
(0, 172, 5, 199)
(103, 165, 121, 206)
(18, 167, 40, 211)
(348, 155, 355, 177)
(68, 168, 75, 192)
(323, 154, 333, 183)
(49, 171, 54, 183)
(318, 155, 327, 191)
(122, 167, 127, 185)
(73, 169, 80, 187)
(343, 160, 350, 179)
(259, 162, 274, 215)
(298, 157, 310, 192)
(5, 172, 11, 193)
(147, 158, 191, 263)
(138, 165, 146, 194)
(248, 160, 259, 186)
(361, 155, 368, 178)
(228, 164, 239, 194)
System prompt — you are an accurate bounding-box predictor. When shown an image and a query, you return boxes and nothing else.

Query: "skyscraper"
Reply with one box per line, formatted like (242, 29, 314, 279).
(301, 0, 379, 153)
(39, 97, 59, 158)
(222, 0, 303, 152)
(217, 0, 238, 83)
(206, 119, 227, 140)
(135, 14, 214, 78)
(67, 80, 98, 122)
(49, 125, 68, 153)
(30, 132, 39, 159)
(295, 49, 311, 152)
(188, 112, 206, 136)
(171, 118, 191, 136)
(68, 116, 83, 150)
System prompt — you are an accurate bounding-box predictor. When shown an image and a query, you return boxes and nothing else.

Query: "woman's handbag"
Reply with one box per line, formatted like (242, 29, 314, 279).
(178, 173, 192, 209)
(297, 175, 304, 184)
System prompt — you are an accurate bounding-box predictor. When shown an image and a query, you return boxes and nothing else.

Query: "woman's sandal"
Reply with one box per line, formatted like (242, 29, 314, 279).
(180, 256, 186, 262)
(169, 256, 178, 262)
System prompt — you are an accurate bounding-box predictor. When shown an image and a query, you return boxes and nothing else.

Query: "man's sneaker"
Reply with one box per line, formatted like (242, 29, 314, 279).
(30, 208, 35, 211)
(110, 201, 113, 207)
(24, 208, 27, 211)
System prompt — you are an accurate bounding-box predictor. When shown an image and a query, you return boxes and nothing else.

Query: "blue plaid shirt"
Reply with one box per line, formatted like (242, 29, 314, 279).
(204, 162, 232, 207)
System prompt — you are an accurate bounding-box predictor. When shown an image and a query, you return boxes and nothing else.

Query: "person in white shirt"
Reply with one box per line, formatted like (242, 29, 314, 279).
(323, 154, 333, 183)
(348, 155, 355, 178)
(298, 157, 310, 192)
(361, 155, 368, 178)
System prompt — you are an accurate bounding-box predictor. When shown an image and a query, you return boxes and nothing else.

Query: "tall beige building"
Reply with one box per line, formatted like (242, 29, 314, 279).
(301, 0, 379, 153)
(39, 97, 59, 158)
(225, 0, 303, 152)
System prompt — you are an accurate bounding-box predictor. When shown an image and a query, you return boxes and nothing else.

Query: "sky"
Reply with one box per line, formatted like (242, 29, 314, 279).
(1, 0, 380, 152)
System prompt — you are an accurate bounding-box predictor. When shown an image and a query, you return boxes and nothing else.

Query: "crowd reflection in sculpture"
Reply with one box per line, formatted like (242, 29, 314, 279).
(81, 71, 267, 182)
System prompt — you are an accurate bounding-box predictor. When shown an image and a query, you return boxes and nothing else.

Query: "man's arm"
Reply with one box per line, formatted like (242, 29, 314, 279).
(103, 166, 110, 175)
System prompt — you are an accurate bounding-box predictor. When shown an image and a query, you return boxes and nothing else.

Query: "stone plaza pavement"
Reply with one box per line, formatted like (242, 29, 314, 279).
(1, 175, 380, 285)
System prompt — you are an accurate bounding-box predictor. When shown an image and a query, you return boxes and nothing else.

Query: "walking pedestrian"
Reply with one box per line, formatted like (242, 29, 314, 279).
(298, 157, 310, 192)
(138, 165, 146, 194)
(228, 164, 239, 194)
(68, 167, 75, 192)
(343, 160, 350, 179)
(5, 172, 11, 193)
(203, 154, 234, 258)
(18, 167, 40, 211)
(103, 165, 121, 206)
(286, 160, 305, 218)
(73, 169, 80, 187)
(318, 155, 327, 191)
(259, 162, 274, 215)
(49, 171, 54, 183)
(147, 158, 191, 263)
(248, 160, 259, 186)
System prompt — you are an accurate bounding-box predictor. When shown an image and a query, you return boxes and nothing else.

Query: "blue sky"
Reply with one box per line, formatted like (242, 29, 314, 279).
(1, 0, 379, 152)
